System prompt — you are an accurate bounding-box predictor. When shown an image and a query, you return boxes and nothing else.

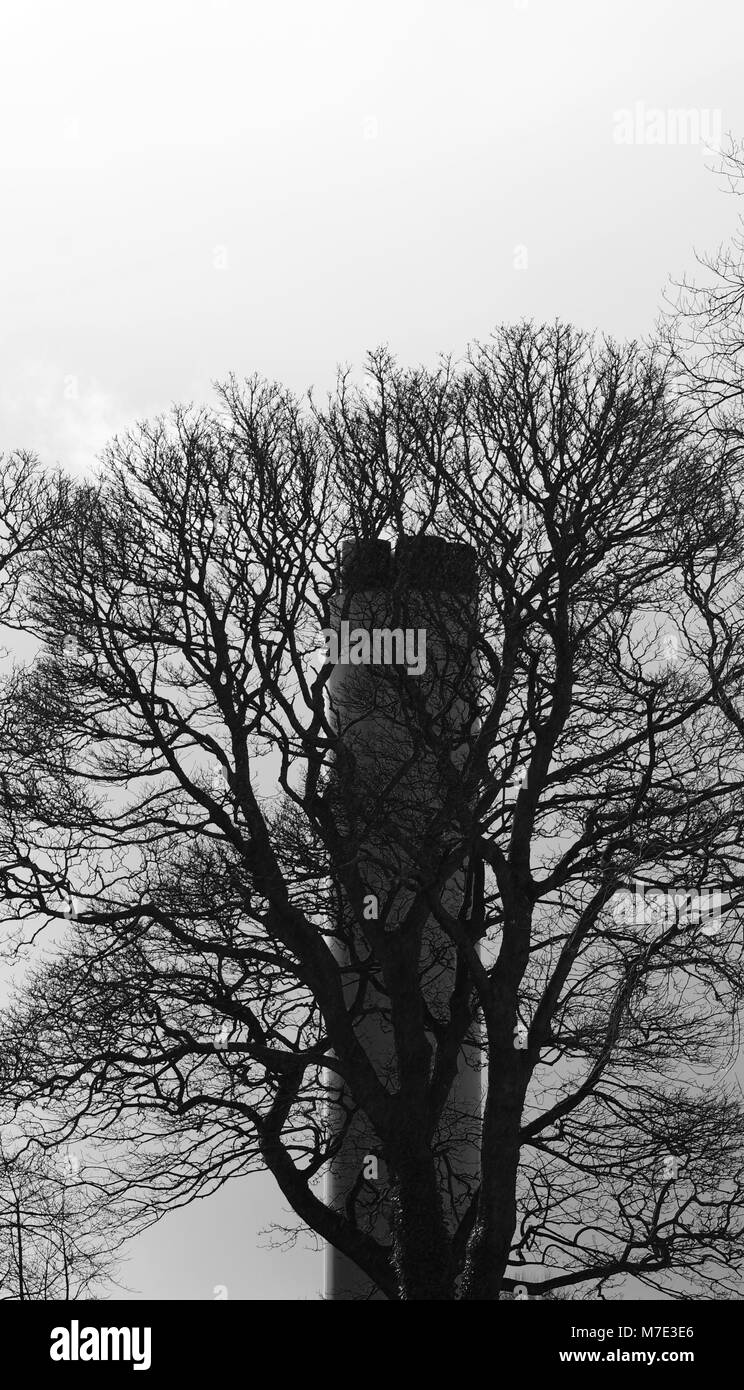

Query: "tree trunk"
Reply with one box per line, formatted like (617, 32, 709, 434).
(15, 1199, 25, 1301)
(390, 1146, 456, 1299)
(460, 1071, 526, 1298)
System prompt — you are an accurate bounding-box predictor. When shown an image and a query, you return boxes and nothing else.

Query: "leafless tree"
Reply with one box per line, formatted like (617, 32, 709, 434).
(661, 134, 744, 437)
(1, 324, 744, 1300)
(0, 450, 68, 628)
(0, 1139, 130, 1300)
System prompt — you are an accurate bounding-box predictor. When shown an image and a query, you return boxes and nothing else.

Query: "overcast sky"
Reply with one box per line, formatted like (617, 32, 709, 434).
(2, 0, 743, 1299)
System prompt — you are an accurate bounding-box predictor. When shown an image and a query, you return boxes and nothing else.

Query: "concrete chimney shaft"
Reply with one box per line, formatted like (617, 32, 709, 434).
(324, 535, 481, 1299)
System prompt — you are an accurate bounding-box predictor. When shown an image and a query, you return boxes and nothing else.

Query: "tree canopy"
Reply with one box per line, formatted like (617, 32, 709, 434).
(1, 322, 744, 1299)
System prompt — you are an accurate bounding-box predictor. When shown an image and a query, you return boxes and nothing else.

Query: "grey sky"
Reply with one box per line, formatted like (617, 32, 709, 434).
(1, 0, 742, 1299)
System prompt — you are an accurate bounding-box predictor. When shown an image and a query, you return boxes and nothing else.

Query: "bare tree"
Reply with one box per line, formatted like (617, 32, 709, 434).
(0, 1140, 130, 1300)
(661, 135, 744, 437)
(0, 450, 68, 628)
(1, 324, 744, 1300)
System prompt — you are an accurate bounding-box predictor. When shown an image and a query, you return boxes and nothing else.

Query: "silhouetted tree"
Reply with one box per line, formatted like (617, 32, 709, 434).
(0, 449, 67, 627)
(662, 135, 744, 436)
(1, 325, 744, 1299)
(0, 1140, 129, 1300)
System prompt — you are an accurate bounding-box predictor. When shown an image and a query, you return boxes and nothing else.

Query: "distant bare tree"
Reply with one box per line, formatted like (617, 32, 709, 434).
(0, 1141, 128, 1300)
(1, 325, 744, 1299)
(661, 134, 744, 437)
(0, 450, 68, 627)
